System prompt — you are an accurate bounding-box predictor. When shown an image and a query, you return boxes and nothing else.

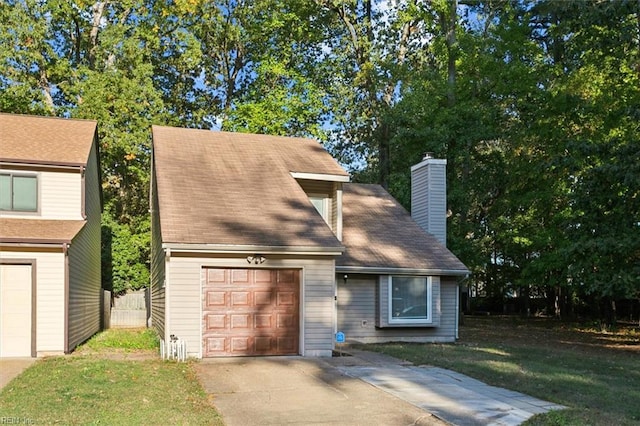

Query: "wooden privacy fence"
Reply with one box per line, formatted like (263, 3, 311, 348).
(109, 288, 150, 328)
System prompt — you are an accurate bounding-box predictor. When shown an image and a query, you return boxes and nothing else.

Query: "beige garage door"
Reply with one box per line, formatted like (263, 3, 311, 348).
(202, 268, 299, 357)
(0, 264, 33, 357)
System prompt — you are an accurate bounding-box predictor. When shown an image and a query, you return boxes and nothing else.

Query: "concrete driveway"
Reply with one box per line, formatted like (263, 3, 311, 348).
(194, 355, 445, 426)
(194, 350, 565, 426)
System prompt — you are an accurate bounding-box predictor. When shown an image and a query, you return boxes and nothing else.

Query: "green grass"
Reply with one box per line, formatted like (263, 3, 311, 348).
(0, 329, 222, 425)
(361, 317, 640, 426)
(80, 327, 159, 351)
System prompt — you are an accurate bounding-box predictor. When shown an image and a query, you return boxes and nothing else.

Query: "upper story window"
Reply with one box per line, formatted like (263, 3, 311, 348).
(0, 173, 38, 212)
(309, 195, 330, 225)
(388, 276, 432, 324)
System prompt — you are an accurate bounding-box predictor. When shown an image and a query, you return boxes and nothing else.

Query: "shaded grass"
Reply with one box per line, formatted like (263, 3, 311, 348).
(80, 327, 159, 351)
(0, 330, 222, 425)
(362, 317, 640, 426)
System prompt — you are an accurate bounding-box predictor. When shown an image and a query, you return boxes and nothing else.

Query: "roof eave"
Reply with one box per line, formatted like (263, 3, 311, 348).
(290, 172, 350, 182)
(0, 239, 71, 246)
(162, 243, 345, 256)
(0, 159, 86, 169)
(335, 265, 470, 277)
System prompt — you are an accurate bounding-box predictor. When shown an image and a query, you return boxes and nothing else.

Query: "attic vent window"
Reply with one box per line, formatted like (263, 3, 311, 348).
(0, 173, 38, 212)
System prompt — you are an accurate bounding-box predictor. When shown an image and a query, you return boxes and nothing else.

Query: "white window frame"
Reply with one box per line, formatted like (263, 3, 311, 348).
(308, 194, 330, 225)
(387, 276, 433, 325)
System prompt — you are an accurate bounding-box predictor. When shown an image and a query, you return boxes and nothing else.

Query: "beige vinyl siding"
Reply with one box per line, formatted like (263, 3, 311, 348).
(40, 170, 82, 219)
(0, 169, 82, 220)
(165, 254, 336, 358)
(67, 142, 101, 351)
(150, 173, 165, 338)
(337, 274, 458, 343)
(0, 249, 65, 354)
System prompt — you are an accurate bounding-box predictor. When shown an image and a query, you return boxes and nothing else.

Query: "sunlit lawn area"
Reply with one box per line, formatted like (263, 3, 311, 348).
(363, 316, 640, 426)
(0, 329, 223, 425)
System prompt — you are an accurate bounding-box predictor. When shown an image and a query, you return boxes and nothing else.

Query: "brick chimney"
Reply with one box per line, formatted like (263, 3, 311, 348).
(411, 153, 447, 246)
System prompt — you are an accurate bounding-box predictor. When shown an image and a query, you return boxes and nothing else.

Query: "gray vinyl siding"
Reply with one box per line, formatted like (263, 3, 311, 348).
(411, 160, 447, 245)
(150, 171, 165, 338)
(337, 274, 458, 343)
(165, 254, 336, 358)
(67, 141, 101, 351)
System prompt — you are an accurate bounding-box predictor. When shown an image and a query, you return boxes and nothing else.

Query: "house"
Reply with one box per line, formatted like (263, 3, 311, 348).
(0, 113, 102, 357)
(150, 126, 468, 358)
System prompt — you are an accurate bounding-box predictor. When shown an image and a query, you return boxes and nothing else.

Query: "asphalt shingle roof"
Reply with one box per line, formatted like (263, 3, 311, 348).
(0, 113, 97, 166)
(152, 126, 347, 248)
(0, 219, 85, 243)
(337, 183, 468, 273)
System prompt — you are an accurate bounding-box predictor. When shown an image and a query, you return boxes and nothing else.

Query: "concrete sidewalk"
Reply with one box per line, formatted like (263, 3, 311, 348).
(331, 349, 565, 425)
(0, 358, 36, 390)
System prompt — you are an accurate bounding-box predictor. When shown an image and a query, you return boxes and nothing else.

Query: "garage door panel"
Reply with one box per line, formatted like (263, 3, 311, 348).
(207, 269, 227, 284)
(230, 337, 250, 353)
(254, 336, 272, 352)
(205, 314, 226, 329)
(231, 291, 250, 306)
(204, 337, 226, 355)
(277, 337, 296, 353)
(205, 291, 226, 307)
(255, 291, 272, 305)
(203, 268, 299, 357)
(230, 314, 251, 329)
(254, 270, 273, 283)
(277, 314, 295, 329)
(277, 291, 295, 306)
(231, 269, 250, 284)
(255, 314, 272, 328)
(276, 270, 296, 285)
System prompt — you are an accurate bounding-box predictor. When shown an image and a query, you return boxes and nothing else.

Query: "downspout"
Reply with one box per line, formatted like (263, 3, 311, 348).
(63, 243, 70, 353)
(455, 282, 460, 340)
(456, 273, 470, 340)
(80, 166, 86, 219)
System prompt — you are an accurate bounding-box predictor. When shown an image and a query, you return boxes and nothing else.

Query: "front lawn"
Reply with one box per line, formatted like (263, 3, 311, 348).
(362, 316, 640, 426)
(0, 329, 223, 425)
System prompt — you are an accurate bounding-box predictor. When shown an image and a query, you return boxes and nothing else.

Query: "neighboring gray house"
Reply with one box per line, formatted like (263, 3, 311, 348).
(0, 113, 102, 357)
(150, 125, 468, 358)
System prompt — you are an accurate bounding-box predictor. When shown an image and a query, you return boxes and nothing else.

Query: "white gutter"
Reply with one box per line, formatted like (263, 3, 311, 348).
(335, 265, 470, 276)
(290, 172, 350, 182)
(162, 243, 344, 256)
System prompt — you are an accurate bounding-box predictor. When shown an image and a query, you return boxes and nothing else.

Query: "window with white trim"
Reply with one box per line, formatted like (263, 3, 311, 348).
(309, 195, 330, 225)
(388, 276, 432, 324)
(0, 173, 38, 212)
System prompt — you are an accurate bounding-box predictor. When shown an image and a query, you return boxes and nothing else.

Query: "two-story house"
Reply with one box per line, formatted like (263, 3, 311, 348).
(151, 125, 468, 358)
(0, 113, 102, 357)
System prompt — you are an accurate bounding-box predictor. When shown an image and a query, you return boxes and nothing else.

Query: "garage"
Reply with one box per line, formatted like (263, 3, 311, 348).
(0, 263, 35, 358)
(202, 268, 300, 357)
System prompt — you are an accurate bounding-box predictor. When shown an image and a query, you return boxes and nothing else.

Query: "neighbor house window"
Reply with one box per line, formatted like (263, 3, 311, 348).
(388, 276, 432, 324)
(0, 173, 38, 212)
